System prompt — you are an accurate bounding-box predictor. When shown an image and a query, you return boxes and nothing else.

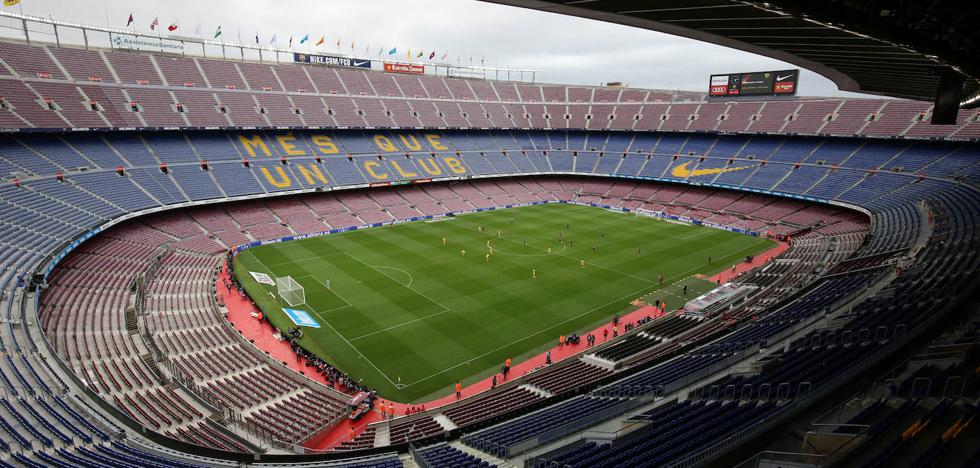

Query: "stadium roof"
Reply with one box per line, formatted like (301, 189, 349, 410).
(482, 0, 980, 122)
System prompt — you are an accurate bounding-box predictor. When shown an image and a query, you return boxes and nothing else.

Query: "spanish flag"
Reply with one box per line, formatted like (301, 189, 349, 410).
(3, 0, 21, 6)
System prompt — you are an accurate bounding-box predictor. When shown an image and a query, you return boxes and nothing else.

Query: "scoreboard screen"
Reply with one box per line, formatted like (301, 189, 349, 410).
(709, 69, 798, 97)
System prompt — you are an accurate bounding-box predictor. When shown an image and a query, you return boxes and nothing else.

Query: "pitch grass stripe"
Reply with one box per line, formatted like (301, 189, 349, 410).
(233, 204, 775, 401)
(397, 237, 771, 388)
(241, 248, 405, 387)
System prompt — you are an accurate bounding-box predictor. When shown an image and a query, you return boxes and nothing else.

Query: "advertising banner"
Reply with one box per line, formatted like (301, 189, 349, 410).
(708, 69, 798, 97)
(110, 33, 185, 53)
(709, 75, 729, 96)
(282, 308, 321, 328)
(294, 53, 371, 69)
(384, 62, 425, 75)
(249, 271, 275, 285)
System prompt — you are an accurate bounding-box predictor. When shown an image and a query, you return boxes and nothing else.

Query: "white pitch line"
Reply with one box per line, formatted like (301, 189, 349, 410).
(294, 274, 354, 309)
(348, 308, 455, 342)
(260, 252, 348, 268)
(242, 251, 399, 387)
(340, 252, 452, 313)
(370, 265, 415, 287)
(399, 237, 773, 388)
(460, 223, 656, 285)
(678, 229, 713, 240)
(397, 282, 656, 388)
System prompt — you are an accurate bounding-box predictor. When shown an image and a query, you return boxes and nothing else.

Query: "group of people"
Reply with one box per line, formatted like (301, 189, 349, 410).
(223, 253, 248, 299)
(377, 400, 399, 418)
(288, 340, 374, 396)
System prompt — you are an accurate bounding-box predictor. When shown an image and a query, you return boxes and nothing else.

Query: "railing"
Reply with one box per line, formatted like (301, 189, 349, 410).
(0, 11, 538, 82)
(671, 289, 955, 467)
(410, 443, 433, 468)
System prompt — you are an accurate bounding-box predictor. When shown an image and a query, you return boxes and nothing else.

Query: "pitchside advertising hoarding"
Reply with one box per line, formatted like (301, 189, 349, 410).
(383, 62, 425, 75)
(709, 69, 798, 97)
(293, 53, 372, 69)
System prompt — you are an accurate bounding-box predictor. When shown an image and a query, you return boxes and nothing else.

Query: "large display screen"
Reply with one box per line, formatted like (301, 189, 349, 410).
(709, 69, 798, 96)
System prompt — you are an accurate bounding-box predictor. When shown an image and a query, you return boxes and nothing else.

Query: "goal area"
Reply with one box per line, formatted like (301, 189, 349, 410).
(276, 276, 305, 307)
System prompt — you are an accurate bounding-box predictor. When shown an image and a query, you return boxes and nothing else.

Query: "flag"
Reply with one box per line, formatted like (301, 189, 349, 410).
(254, 32, 259, 44)
(288, 36, 293, 48)
(270, 34, 277, 44)
(126, 13, 134, 27)
(168, 22, 178, 32)
(350, 40, 355, 50)
(150, 17, 159, 30)
(388, 47, 397, 55)
(316, 36, 324, 46)
(429, 51, 435, 60)
(214, 25, 222, 38)
(300, 34, 309, 44)
(336, 38, 341, 48)
(416, 50, 423, 58)
(3, 0, 21, 6)
(377, 45, 383, 57)
(406, 48, 411, 59)
(441, 52, 448, 60)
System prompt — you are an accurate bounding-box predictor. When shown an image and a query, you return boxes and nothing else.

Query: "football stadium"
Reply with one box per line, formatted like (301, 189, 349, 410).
(0, 0, 978, 467)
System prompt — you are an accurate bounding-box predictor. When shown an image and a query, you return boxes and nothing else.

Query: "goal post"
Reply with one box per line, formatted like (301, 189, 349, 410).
(276, 276, 305, 307)
(635, 208, 663, 219)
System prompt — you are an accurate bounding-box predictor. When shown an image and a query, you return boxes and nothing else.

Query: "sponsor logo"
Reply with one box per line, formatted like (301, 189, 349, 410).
(774, 81, 796, 93)
(671, 161, 755, 178)
(282, 308, 321, 328)
(294, 53, 371, 69)
(111, 34, 184, 52)
(776, 73, 794, 81)
(384, 62, 425, 75)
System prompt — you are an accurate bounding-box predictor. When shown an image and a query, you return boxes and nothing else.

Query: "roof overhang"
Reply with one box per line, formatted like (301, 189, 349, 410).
(480, 0, 979, 116)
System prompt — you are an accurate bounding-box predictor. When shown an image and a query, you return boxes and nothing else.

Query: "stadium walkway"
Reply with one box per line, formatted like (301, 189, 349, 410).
(219, 240, 788, 450)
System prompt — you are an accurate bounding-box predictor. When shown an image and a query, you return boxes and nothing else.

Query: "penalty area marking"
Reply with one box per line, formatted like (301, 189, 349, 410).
(370, 265, 414, 287)
(293, 274, 354, 312)
(239, 251, 400, 387)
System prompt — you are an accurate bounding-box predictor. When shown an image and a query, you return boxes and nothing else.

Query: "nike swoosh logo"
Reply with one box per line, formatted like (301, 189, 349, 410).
(776, 74, 793, 81)
(353, 61, 368, 66)
(671, 161, 755, 178)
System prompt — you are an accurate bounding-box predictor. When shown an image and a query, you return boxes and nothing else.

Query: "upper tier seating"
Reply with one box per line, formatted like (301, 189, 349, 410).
(0, 40, 977, 140)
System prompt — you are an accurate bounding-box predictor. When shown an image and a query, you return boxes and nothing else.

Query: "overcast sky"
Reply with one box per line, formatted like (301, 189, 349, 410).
(4, 0, 871, 97)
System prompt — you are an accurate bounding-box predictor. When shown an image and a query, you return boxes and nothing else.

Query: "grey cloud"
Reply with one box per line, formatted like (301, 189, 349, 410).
(17, 0, 873, 97)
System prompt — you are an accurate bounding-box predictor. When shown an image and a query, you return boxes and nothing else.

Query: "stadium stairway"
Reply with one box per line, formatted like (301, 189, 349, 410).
(450, 440, 515, 468)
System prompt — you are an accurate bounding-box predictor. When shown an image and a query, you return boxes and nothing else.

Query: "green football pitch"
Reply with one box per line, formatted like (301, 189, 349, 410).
(232, 203, 775, 402)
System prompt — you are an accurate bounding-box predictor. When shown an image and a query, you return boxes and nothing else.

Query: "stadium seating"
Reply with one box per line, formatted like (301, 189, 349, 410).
(0, 31, 976, 468)
(0, 40, 978, 140)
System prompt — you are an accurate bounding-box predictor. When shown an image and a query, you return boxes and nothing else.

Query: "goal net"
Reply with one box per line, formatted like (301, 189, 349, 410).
(635, 208, 663, 219)
(276, 276, 305, 307)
